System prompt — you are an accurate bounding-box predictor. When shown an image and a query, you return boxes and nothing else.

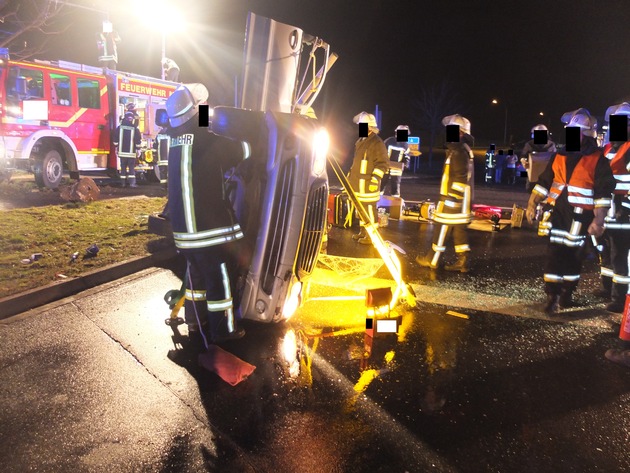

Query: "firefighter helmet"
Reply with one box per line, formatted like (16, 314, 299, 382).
(561, 108, 595, 129)
(442, 114, 471, 135)
(605, 102, 630, 122)
(395, 124, 410, 132)
(125, 103, 136, 112)
(531, 124, 548, 138)
(166, 83, 209, 128)
(123, 111, 135, 123)
(353, 111, 378, 129)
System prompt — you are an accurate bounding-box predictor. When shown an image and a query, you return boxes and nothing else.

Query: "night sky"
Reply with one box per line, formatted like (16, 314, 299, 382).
(31, 0, 630, 154)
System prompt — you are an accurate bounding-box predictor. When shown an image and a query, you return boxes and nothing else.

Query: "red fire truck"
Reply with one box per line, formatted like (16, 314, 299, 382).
(0, 48, 178, 188)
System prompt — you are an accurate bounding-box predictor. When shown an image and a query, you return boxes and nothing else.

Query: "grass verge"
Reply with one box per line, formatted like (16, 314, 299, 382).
(0, 196, 168, 298)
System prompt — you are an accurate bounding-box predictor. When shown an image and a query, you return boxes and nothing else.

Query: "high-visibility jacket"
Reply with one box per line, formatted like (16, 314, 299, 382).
(603, 141, 630, 229)
(167, 122, 246, 251)
(533, 150, 612, 210)
(347, 132, 389, 203)
(383, 135, 410, 177)
(604, 141, 630, 195)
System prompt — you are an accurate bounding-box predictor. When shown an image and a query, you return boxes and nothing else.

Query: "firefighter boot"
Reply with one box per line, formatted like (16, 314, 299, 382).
(416, 252, 439, 270)
(544, 294, 560, 314)
(559, 290, 573, 309)
(606, 283, 628, 313)
(208, 311, 245, 344)
(444, 253, 470, 273)
(352, 226, 367, 241)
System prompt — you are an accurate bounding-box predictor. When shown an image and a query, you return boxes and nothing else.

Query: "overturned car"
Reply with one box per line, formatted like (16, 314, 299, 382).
(154, 12, 334, 323)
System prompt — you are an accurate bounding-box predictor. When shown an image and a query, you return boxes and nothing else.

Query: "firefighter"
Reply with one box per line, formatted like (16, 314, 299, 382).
(153, 123, 170, 185)
(525, 108, 615, 314)
(599, 102, 630, 313)
(347, 111, 389, 245)
(416, 114, 475, 272)
(381, 125, 411, 197)
(520, 124, 557, 191)
(113, 111, 141, 187)
(162, 58, 180, 82)
(165, 83, 246, 344)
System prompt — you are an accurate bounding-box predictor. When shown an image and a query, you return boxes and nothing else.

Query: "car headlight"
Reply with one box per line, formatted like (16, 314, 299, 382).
(312, 128, 329, 176)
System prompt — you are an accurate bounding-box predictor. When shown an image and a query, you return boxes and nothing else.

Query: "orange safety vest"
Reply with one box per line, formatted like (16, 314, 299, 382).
(545, 151, 600, 209)
(604, 141, 630, 195)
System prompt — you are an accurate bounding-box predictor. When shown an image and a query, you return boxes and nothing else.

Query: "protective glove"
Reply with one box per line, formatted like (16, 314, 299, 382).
(526, 192, 542, 224)
(368, 176, 379, 193)
(587, 207, 607, 237)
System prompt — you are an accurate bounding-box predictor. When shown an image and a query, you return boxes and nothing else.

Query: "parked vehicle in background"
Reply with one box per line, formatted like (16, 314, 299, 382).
(0, 48, 178, 188)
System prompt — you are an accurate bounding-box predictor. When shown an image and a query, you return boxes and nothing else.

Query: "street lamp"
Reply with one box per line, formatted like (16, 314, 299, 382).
(134, 0, 183, 80)
(491, 99, 508, 146)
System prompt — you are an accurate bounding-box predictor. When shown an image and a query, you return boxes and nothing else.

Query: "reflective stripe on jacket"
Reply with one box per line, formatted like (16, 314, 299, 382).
(534, 151, 603, 210)
(604, 141, 630, 195)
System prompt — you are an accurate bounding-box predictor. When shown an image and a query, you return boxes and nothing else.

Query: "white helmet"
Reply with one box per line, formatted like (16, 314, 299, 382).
(561, 108, 595, 129)
(442, 114, 471, 135)
(166, 83, 209, 128)
(531, 124, 548, 139)
(605, 102, 630, 122)
(353, 111, 378, 129)
(395, 124, 410, 132)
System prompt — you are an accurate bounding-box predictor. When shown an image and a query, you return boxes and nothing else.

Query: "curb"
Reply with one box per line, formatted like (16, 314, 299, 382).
(0, 248, 178, 321)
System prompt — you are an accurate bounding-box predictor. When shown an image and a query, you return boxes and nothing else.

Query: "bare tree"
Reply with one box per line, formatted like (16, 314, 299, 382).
(0, 0, 69, 59)
(411, 79, 466, 169)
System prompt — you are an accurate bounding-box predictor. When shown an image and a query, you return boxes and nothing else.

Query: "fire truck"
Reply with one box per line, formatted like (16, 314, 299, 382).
(0, 48, 178, 188)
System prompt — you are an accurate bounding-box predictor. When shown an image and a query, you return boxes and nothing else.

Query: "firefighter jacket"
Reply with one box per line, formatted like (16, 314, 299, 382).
(532, 137, 614, 244)
(603, 141, 630, 228)
(153, 129, 170, 164)
(113, 123, 141, 158)
(433, 140, 474, 225)
(347, 132, 389, 203)
(383, 135, 410, 177)
(167, 121, 246, 251)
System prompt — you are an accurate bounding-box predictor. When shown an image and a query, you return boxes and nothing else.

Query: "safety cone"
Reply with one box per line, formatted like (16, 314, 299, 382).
(619, 294, 630, 341)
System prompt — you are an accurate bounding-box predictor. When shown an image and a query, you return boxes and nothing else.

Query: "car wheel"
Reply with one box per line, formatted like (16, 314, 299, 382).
(34, 149, 64, 189)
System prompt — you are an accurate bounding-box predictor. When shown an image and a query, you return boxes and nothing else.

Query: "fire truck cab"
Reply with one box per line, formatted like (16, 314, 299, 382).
(0, 48, 177, 188)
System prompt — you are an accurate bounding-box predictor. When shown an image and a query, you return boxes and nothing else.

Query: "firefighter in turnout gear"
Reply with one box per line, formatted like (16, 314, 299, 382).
(526, 108, 615, 314)
(600, 102, 630, 313)
(347, 112, 389, 245)
(520, 124, 557, 192)
(166, 84, 247, 344)
(381, 125, 411, 197)
(417, 114, 475, 272)
(113, 111, 141, 187)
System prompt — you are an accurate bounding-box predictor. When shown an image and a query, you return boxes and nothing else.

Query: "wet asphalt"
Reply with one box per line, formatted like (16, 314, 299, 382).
(1, 173, 630, 472)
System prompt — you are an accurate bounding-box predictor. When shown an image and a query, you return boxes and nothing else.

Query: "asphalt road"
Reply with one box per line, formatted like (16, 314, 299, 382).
(2, 177, 630, 472)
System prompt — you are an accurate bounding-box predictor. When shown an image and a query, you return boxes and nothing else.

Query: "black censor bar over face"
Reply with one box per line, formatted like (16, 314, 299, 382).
(565, 126, 581, 152)
(534, 129, 548, 145)
(609, 115, 629, 143)
(198, 104, 210, 127)
(359, 122, 368, 138)
(446, 124, 460, 142)
(396, 129, 408, 142)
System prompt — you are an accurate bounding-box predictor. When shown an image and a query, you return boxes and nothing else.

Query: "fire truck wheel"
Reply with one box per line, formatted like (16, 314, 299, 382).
(34, 149, 64, 189)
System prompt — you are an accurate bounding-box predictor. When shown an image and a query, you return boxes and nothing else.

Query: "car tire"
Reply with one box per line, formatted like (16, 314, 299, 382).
(34, 149, 64, 189)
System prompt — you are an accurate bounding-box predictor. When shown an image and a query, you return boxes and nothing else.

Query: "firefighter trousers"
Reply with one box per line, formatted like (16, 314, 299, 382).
(183, 246, 238, 338)
(120, 157, 136, 186)
(607, 228, 630, 304)
(380, 173, 402, 197)
(544, 243, 583, 296)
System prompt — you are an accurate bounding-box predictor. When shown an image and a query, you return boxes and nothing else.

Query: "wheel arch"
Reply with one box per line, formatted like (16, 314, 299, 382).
(23, 130, 79, 172)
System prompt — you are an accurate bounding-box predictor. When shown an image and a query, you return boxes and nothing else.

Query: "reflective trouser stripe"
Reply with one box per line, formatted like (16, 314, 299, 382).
(544, 273, 580, 283)
(613, 274, 630, 284)
(601, 267, 615, 278)
(185, 289, 206, 301)
(431, 225, 449, 267)
(206, 263, 234, 333)
(455, 244, 470, 253)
